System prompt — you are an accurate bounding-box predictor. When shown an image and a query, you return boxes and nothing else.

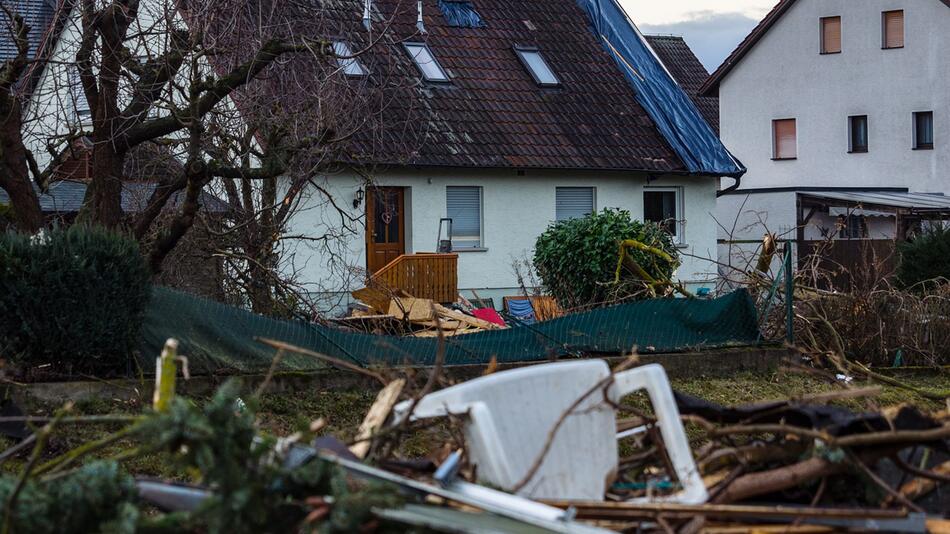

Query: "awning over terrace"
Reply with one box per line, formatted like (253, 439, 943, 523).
(799, 190, 950, 217)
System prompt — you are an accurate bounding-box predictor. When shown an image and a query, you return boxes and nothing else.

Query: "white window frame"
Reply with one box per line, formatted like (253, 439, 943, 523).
(446, 186, 484, 250)
(332, 41, 368, 77)
(404, 42, 450, 83)
(643, 186, 685, 245)
(513, 46, 560, 87)
(555, 186, 596, 221)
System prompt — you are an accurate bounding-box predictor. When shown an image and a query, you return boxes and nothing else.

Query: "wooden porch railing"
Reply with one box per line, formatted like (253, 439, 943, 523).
(371, 253, 459, 303)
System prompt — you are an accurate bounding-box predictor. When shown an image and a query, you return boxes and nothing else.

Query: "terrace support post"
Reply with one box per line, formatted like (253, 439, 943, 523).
(784, 244, 794, 345)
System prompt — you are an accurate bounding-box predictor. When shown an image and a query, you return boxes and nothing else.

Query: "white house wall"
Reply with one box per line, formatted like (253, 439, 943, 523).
(286, 168, 719, 311)
(716, 191, 797, 282)
(718, 0, 950, 192)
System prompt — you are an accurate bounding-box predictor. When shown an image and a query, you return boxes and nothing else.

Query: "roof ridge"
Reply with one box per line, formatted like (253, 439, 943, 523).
(700, 0, 950, 96)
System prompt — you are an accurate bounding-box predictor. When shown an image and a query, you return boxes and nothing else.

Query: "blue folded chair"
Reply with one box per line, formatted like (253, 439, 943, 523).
(505, 298, 537, 325)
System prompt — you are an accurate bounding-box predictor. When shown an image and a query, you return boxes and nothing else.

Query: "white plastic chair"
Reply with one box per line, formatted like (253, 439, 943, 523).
(391, 360, 707, 503)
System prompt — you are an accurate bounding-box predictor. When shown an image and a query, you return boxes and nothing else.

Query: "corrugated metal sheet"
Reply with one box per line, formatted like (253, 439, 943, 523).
(801, 191, 950, 211)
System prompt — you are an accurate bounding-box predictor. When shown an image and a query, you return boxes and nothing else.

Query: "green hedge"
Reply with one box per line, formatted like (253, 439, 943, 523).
(0, 226, 151, 374)
(897, 225, 950, 289)
(533, 209, 679, 308)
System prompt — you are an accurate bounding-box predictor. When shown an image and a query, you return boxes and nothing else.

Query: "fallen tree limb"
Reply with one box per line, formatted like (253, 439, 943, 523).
(707, 423, 950, 449)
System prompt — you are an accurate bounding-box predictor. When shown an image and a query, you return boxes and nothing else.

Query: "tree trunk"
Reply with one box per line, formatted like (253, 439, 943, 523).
(0, 102, 43, 233)
(246, 256, 275, 315)
(81, 141, 125, 228)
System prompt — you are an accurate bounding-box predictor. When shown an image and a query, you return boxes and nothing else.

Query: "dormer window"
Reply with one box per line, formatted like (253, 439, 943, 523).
(404, 42, 450, 82)
(514, 46, 559, 87)
(333, 41, 368, 76)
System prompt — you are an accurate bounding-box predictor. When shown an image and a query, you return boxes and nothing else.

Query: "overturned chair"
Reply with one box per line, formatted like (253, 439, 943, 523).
(391, 360, 707, 504)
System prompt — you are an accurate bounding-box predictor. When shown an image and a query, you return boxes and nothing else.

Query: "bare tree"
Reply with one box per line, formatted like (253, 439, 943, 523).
(1, 0, 426, 313)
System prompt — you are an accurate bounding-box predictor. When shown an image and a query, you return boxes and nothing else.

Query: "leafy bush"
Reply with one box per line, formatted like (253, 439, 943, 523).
(533, 209, 679, 308)
(896, 224, 950, 289)
(0, 226, 151, 374)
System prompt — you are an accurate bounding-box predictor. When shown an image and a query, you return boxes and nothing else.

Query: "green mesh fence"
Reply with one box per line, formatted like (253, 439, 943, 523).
(140, 286, 762, 373)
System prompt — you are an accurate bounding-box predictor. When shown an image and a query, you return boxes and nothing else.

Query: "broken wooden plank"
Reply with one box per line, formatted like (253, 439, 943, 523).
(891, 459, 950, 504)
(433, 304, 504, 330)
(351, 286, 410, 314)
(411, 328, 479, 338)
(415, 319, 463, 330)
(389, 297, 436, 322)
(350, 378, 406, 459)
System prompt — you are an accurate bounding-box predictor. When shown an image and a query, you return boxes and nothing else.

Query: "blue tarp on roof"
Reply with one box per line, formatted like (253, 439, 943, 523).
(438, 0, 485, 28)
(576, 0, 745, 178)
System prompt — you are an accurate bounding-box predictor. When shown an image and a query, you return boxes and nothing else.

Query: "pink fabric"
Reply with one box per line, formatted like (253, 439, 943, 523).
(472, 308, 506, 326)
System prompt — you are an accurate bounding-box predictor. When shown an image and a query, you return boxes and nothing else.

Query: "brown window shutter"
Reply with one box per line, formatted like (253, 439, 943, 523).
(773, 119, 797, 159)
(884, 11, 904, 48)
(821, 17, 841, 53)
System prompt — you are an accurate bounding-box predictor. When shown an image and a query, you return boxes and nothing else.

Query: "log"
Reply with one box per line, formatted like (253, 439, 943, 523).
(350, 379, 405, 459)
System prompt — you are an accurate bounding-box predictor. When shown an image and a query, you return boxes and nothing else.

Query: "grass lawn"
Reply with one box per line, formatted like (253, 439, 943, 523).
(2, 366, 947, 479)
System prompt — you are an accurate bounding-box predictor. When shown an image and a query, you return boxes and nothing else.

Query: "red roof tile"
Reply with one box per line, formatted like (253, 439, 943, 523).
(225, 0, 687, 173)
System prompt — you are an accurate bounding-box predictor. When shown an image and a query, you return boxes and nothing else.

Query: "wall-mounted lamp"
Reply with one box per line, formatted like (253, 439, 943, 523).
(353, 187, 365, 209)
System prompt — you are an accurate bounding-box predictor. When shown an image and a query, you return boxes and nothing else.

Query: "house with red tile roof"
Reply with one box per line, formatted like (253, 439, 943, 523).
(16, 0, 739, 308)
(703, 0, 950, 286)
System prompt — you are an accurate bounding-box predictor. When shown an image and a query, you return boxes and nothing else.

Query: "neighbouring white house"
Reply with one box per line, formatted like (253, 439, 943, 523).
(701, 0, 950, 286)
(8, 0, 743, 312)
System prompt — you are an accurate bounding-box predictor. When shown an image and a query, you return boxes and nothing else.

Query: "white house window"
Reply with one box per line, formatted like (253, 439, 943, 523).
(772, 118, 797, 160)
(644, 187, 683, 243)
(446, 186, 482, 248)
(514, 46, 559, 87)
(67, 64, 91, 125)
(555, 187, 595, 221)
(914, 111, 934, 150)
(882, 10, 904, 49)
(404, 42, 450, 82)
(332, 41, 368, 76)
(848, 115, 868, 153)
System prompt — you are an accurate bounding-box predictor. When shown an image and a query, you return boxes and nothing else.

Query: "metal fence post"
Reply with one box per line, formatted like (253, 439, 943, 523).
(784, 244, 794, 344)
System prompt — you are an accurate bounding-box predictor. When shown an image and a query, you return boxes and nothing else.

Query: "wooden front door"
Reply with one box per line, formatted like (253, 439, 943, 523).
(366, 187, 405, 274)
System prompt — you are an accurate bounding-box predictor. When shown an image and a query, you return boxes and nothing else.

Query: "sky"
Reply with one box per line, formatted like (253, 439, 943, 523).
(621, 0, 779, 72)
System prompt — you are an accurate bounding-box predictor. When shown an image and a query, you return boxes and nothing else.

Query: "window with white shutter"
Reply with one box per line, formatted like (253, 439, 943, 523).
(446, 186, 482, 248)
(555, 187, 595, 221)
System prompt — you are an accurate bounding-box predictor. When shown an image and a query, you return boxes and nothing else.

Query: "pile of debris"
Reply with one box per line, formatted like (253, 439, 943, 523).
(336, 284, 561, 337)
(5, 339, 947, 533)
(307, 349, 950, 533)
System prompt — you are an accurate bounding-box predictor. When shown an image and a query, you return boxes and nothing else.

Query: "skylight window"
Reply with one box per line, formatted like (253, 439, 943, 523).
(404, 42, 450, 82)
(514, 47, 559, 87)
(332, 41, 368, 77)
